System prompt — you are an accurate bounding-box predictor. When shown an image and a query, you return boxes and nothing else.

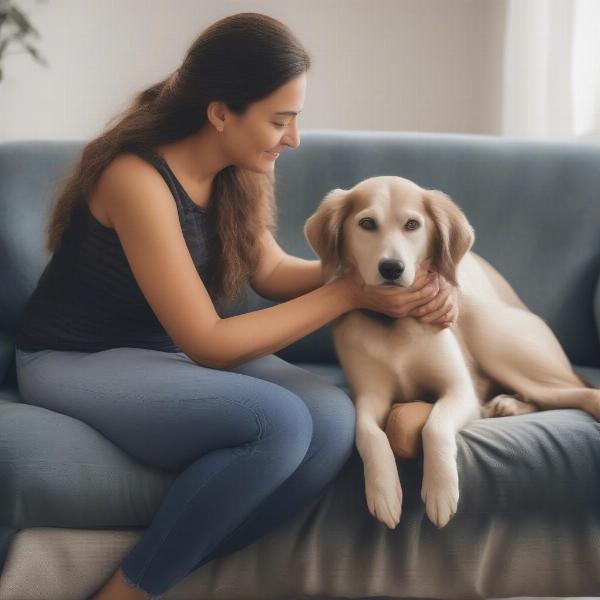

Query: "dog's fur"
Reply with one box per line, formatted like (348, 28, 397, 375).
(304, 176, 600, 530)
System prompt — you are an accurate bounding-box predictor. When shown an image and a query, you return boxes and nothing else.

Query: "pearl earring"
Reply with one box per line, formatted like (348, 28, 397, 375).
(217, 125, 223, 132)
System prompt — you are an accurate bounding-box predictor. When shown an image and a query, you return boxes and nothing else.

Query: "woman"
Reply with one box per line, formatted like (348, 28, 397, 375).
(14, 12, 458, 600)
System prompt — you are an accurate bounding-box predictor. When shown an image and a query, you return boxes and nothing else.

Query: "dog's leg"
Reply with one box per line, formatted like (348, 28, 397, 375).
(334, 341, 402, 530)
(421, 382, 480, 529)
(462, 304, 600, 420)
(408, 330, 482, 529)
(516, 386, 600, 420)
(356, 392, 403, 530)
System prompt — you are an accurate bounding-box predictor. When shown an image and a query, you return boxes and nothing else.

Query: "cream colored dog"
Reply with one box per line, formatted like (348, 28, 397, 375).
(304, 175, 600, 530)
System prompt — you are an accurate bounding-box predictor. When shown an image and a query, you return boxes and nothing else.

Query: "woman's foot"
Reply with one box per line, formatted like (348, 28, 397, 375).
(88, 567, 155, 600)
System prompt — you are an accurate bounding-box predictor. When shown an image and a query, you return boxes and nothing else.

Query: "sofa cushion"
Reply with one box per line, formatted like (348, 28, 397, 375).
(0, 395, 174, 529)
(576, 365, 600, 388)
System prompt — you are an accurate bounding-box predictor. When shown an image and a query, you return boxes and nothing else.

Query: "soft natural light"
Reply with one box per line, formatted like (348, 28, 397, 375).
(573, 0, 600, 137)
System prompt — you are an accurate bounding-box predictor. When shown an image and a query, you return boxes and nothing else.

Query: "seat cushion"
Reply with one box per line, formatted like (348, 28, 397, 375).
(0, 386, 174, 529)
(1, 363, 599, 529)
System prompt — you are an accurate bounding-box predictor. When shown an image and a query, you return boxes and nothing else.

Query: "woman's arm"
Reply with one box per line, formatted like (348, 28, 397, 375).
(255, 254, 459, 328)
(257, 255, 324, 302)
(216, 276, 355, 368)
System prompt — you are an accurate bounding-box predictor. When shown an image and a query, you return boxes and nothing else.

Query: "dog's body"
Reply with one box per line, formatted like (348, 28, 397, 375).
(304, 176, 600, 530)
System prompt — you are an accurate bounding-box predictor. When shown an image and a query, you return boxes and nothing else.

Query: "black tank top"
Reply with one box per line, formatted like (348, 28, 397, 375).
(15, 147, 218, 353)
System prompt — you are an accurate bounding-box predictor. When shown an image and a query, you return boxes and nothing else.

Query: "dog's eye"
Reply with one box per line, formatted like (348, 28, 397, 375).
(405, 219, 420, 231)
(358, 217, 377, 230)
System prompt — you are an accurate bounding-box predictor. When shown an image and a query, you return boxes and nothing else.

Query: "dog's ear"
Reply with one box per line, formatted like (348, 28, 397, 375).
(422, 189, 475, 286)
(304, 188, 353, 284)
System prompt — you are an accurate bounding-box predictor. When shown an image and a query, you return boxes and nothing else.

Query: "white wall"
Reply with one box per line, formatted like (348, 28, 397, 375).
(0, 0, 507, 141)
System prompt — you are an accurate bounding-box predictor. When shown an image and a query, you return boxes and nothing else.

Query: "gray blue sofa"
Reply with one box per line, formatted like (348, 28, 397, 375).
(1, 131, 599, 600)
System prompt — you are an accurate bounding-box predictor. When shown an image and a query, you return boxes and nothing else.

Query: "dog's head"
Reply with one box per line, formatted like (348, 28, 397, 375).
(304, 176, 475, 287)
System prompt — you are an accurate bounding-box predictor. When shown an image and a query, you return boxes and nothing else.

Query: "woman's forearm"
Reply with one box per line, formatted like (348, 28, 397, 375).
(259, 255, 324, 302)
(208, 276, 354, 369)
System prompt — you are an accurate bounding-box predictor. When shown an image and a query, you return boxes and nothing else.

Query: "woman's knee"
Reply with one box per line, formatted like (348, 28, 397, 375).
(246, 380, 314, 459)
(229, 355, 354, 454)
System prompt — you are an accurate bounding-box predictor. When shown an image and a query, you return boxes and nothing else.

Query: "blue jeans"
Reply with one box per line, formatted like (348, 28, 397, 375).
(15, 347, 356, 599)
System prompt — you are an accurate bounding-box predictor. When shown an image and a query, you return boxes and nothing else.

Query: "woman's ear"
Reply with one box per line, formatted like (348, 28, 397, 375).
(422, 189, 475, 286)
(304, 188, 352, 284)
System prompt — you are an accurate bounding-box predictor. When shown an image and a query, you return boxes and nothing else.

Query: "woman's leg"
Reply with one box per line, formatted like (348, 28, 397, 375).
(15, 347, 315, 599)
(191, 353, 356, 570)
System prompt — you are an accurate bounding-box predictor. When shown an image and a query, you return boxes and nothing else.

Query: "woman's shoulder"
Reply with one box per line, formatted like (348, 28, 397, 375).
(99, 150, 160, 190)
(89, 151, 165, 228)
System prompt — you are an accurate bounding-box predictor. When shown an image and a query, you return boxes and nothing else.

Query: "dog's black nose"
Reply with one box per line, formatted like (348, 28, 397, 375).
(379, 259, 405, 281)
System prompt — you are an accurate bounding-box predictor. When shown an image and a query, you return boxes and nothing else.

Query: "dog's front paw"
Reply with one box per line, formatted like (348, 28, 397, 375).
(364, 462, 403, 530)
(421, 463, 459, 528)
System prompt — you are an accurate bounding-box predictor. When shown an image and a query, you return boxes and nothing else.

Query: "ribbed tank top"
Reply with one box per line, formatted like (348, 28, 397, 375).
(15, 147, 218, 353)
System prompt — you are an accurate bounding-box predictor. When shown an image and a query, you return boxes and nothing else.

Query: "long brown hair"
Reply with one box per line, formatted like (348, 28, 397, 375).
(46, 12, 311, 314)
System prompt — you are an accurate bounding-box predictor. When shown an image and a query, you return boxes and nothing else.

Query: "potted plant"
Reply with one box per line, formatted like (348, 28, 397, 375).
(0, 0, 48, 83)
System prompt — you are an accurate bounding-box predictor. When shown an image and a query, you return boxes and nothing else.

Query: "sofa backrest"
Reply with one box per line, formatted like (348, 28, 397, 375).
(267, 131, 600, 368)
(1, 133, 599, 385)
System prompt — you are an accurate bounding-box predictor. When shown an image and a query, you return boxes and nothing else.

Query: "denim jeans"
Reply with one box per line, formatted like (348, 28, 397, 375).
(15, 347, 356, 599)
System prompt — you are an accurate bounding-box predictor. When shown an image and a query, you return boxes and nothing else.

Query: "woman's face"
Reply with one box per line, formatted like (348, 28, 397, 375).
(221, 73, 306, 173)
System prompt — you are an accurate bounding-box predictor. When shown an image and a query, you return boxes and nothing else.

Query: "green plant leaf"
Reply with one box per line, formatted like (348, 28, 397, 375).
(0, 1, 46, 81)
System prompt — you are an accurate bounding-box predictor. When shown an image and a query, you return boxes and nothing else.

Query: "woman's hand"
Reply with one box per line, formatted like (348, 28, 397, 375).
(407, 271, 459, 328)
(342, 264, 441, 319)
